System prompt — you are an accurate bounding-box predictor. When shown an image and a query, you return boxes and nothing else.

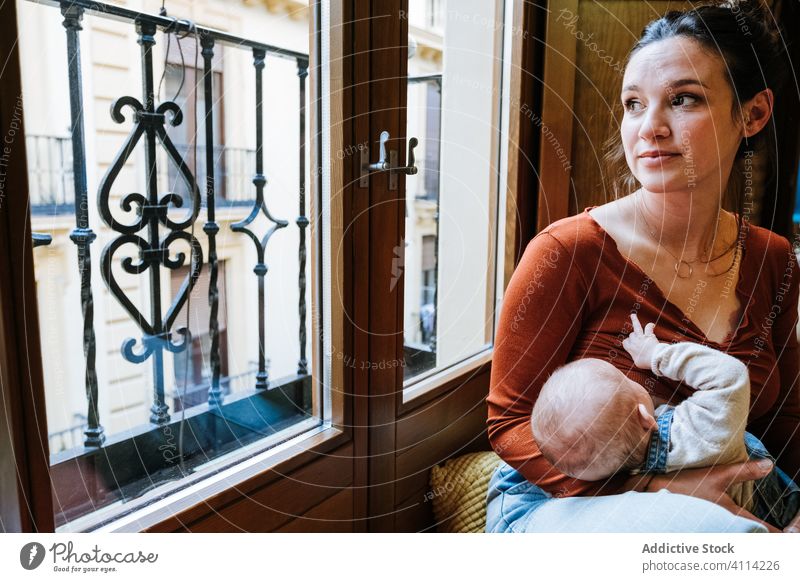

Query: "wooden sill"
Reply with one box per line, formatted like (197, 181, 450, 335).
(58, 419, 348, 532)
(399, 348, 492, 415)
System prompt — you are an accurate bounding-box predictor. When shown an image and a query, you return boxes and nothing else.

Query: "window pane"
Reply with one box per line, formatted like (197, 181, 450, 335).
(18, 0, 318, 528)
(404, 0, 505, 383)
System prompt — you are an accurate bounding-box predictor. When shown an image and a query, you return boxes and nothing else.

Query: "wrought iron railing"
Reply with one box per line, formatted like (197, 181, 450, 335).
(31, 0, 311, 452)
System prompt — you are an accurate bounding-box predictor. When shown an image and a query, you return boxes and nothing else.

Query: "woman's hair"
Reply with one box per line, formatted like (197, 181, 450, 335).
(603, 0, 786, 214)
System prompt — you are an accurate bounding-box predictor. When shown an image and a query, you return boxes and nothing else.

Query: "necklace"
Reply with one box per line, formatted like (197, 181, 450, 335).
(634, 195, 737, 279)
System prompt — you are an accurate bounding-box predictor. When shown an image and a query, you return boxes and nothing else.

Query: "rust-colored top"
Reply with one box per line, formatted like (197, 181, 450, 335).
(487, 209, 800, 497)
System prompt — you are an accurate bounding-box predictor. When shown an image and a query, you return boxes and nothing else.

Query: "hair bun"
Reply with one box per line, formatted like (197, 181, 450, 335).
(720, 0, 767, 15)
(694, 1, 785, 92)
(718, 0, 779, 43)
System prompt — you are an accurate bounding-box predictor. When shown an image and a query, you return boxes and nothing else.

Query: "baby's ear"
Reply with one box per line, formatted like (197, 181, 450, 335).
(637, 403, 657, 431)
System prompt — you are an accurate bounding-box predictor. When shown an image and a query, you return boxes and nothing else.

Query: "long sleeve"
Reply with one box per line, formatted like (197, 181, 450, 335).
(487, 230, 621, 497)
(487, 213, 800, 496)
(650, 342, 750, 470)
(748, 237, 800, 482)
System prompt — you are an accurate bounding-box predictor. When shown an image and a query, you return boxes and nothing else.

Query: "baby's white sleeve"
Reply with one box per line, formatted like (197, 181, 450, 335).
(650, 342, 750, 470)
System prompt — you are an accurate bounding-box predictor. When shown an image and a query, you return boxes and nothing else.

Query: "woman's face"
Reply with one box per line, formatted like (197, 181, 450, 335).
(620, 36, 744, 196)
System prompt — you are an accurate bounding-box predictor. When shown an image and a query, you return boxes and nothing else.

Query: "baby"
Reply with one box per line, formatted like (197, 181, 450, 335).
(530, 313, 800, 528)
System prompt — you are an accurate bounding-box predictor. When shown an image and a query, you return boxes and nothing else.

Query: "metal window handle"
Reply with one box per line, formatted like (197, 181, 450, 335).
(365, 130, 391, 172)
(359, 132, 419, 189)
(401, 137, 419, 175)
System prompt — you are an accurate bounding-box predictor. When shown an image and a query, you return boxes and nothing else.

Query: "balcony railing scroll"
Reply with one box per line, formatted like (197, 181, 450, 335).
(32, 0, 310, 451)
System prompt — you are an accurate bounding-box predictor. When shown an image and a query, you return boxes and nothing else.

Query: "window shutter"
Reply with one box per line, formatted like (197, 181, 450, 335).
(165, 33, 224, 72)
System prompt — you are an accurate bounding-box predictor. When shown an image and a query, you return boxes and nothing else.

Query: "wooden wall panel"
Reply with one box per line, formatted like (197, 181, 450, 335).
(396, 369, 490, 451)
(567, 1, 693, 214)
(393, 386, 490, 530)
(183, 443, 353, 532)
(536, 0, 578, 230)
(392, 395, 489, 532)
(509, 0, 547, 262)
(764, 0, 800, 238)
(394, 369, 491, 506)
(394, 490, 436, 533)
(394, 470, 431, 511)
(396, 404, 489, 483)
(275, 489, 354, 532)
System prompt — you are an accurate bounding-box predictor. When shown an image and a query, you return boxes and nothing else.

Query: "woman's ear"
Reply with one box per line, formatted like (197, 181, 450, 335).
(637, 403, 657, 431)
(741, 88, 773, 138)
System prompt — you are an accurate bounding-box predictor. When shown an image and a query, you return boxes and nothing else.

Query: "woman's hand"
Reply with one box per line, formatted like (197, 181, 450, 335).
(624, 459, 781, 532)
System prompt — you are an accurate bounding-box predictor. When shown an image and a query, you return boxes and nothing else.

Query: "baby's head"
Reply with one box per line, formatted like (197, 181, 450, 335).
(530, 358, 657, 481)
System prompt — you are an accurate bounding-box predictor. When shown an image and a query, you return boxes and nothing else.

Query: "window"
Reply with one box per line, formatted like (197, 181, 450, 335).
(25, 134, 74, 213)
(160, 35, 254, 207)
(17, 0, 320, 529)
(420, 235, 437, 344)
(5, 0, 523, 533)
(403, 0, 507, 388)
(422, 83, 441, 200)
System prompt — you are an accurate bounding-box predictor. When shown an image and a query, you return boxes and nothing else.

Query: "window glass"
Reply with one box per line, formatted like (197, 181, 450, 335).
(404, 0, 505, 384)
(18, 0, 318, 528)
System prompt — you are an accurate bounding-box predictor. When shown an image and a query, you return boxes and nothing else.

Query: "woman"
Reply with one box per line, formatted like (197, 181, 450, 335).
(486, 1, 800, 533)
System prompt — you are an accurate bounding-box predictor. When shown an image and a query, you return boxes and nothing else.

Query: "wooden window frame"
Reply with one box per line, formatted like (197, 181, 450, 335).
(398, 0, 534, 415)
(0, 0, 354, 533)
(0, 0, 53, 531)
(0, 0, 537, 532)
(107, 0, 355, 532)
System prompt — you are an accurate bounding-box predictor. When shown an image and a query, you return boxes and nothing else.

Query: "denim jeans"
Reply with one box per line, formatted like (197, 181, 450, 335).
(486, 421, 800, 532)
(485, 462, 769, 533)
(647, 408, 800, 529)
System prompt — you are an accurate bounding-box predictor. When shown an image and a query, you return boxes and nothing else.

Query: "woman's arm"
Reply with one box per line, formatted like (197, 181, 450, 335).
(487, 230, 624, 496)
(748, 239, 800, 482)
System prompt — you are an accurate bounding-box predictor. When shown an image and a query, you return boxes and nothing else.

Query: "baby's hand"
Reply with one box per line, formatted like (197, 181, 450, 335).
(622, 313, 660, 369)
